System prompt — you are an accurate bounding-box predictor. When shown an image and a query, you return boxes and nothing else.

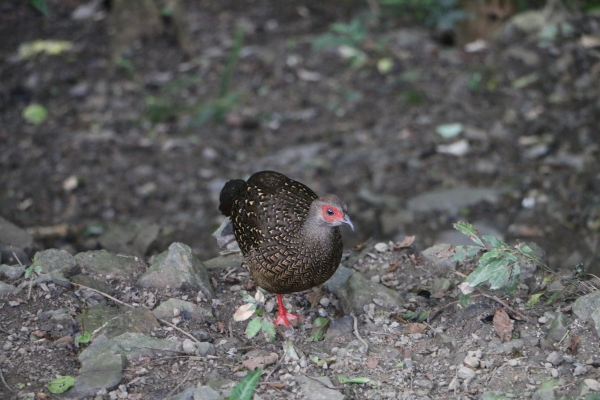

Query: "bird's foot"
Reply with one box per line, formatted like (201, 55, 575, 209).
(275, 310, 298, 327)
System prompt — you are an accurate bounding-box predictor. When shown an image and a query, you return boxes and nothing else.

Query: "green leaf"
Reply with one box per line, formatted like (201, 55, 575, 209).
(313, 317, 329, 327)
(245, 317, 262, 339)
(47, 376, 75, 394)
(76, 331, 91, 344)
(403, 310, 430, 322)
(512, 73, 539, 89)
(481, 235, 507, 248)
(227, 367, 263, 400)
(488, 261, 511, 290)
(544, 292, 561, 305)
(337, 375, 371, 384)
(395, 361, 404, 368)
(22, 104, 48, 125)
(261, 320, 276, 342)
(526, 293, 544, 307)
(467, 257, 510, 288)
(459, 294, 471, 307)
(33, 265, 43, 274)
(239, 290, 256, 304)
(453, 245, 482, 261)
(29, 0, 49, 16)
(453, 221, 485, 247)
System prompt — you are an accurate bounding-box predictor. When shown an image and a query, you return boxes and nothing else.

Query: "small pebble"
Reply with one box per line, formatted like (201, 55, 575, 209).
(457, 366, 475, 380)
(319, 297, 330, 307)
(374, 242, 389, 252)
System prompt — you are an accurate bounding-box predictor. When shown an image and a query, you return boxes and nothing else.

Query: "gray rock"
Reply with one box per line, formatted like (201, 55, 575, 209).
(420, 244, 456, 271)
(32, 249, 78, 276)
(573, 291, 600, 321)
(0, 264, 25, 280)
(64, 335, 125, 399)
(324, 316, 355, 344)
(98, 220, 161, 257)
(546, 313, 569, 342)
(457, 366, 475, 380)
(211, 218, 239, 251)
(75, 250, 145, 278)
(195, 342, 216, 356)
(137, 243, 215, 299)
(153, 298, 211, 322)
(591, 309, 600, 338)
(0, 245, 31, 268)
(76, 305, 160, 339)
(0, 216, 36, 258)
(202, 253, 244, 271)
(192, 386, 222, 400)
(295, 375, 344, 400)
(71, 274, 114, 296)
(406, 187, 500, 214)
(325, 266, 404, 315)
(0, 281, 15, 296)
(546, 351, 563, 366)
(113, 332, 182, 361)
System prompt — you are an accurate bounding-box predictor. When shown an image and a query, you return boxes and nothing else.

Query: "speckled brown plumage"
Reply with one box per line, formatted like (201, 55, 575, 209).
(219, 171, 353, 326)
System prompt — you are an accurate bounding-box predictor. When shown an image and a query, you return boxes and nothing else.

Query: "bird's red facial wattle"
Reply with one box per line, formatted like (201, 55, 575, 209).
(321, 205, 343, 222)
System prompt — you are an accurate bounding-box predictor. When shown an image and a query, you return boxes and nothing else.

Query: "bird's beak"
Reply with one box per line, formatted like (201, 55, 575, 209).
(343, 214, 354, 231)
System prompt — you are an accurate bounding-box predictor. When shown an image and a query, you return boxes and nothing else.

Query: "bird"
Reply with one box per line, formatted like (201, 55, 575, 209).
(219, 170, 353, 327)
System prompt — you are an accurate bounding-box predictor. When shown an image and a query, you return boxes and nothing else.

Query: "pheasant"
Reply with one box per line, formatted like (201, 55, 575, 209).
(219, 171, 353, 327)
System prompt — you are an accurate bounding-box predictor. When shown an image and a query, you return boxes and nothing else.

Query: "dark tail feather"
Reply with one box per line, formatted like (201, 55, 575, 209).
(218, 179, 246, 216)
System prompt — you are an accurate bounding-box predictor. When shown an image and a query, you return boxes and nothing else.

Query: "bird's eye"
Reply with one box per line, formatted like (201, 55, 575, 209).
(326, 208, 334, 216)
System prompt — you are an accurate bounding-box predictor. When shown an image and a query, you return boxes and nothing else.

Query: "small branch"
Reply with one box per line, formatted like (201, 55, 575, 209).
(352, 314, 369, 356)
(166, 366, 194, 398)
(0, 364, 13, 393)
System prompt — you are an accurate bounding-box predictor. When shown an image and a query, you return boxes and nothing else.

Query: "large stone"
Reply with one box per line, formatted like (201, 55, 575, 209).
(75, 250, 145, 278)
(295, 375, 344, 400)
(113, 332, 182, 361)
(573, 290, 600, 321)
(32, 249, 78, 276)
(63, 335, 125, 399)
(98, 220, 161, 257)
(137, 243, 215, 299)
(0, 216, 37, 263)
(202, 253, 243, 271)
(153, 298, 211, 321)
(0, 264, 25, 280)
(325, 266, 404, 315)
(76, 305, 160, 339)
(0, 281, 15, 296)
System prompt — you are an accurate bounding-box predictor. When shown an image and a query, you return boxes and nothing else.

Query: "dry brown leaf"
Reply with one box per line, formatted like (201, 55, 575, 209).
(242, 352, 278, 371)
(493, 308, 513, 342)
(233, 303, 255, 322)
(567, 335, 580, 355)
(406, 323, 427, 334)
(367, 356, 379, 369)
(393, 235, 415, 249)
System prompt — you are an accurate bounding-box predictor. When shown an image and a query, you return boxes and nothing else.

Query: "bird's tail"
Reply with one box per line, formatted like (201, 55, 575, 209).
(218, 179, 246, 216)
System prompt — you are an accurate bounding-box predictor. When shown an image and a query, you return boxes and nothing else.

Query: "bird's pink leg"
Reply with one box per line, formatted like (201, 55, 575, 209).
(275, 294, 298, 327)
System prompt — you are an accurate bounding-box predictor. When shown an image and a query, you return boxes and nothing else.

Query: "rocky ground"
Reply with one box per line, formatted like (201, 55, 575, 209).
(1, 0, 600, 399)
(2, 217, 600, 400)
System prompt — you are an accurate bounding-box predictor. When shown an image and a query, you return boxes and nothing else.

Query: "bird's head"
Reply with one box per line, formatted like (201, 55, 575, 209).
(312, 194, 354, 230)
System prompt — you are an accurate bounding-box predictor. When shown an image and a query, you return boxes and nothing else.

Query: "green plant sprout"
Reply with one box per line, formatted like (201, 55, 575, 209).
(233, 290, 276, 342)
(453, 221, 593, 304)
(226, 367, 263, 400)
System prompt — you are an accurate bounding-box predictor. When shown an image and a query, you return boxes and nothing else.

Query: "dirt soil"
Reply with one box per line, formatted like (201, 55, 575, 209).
(1, 0, 600, 399)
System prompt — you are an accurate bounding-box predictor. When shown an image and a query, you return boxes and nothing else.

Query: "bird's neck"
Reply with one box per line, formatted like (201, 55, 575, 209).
(301, 204, 333, 242)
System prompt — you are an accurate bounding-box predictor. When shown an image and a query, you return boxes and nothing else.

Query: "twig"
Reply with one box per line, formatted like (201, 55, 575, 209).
(352, 314, 369, 356)
(166, 366, 194, 398)
(0, 364, 13, 393)
(71, 283, 200, 343)
(478, 292, 533, 324)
